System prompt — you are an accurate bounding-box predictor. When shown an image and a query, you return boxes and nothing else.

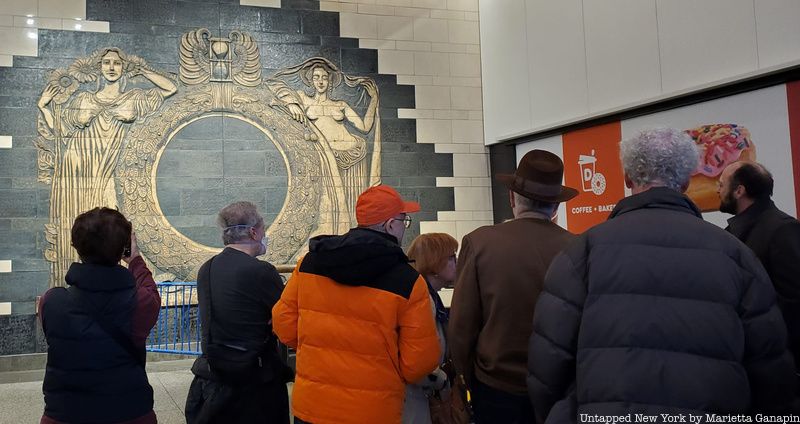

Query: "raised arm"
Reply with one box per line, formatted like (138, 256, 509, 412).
(344, 80, 378, 133)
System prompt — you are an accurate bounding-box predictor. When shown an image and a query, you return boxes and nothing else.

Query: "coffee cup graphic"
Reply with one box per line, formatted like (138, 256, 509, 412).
(578, 150, 606, 195)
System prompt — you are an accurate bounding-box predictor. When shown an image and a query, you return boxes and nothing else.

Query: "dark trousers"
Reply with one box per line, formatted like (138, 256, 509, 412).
(185, 375, 289, 424)
(294, 419, 311, 424)
(471, 378, 534, 424)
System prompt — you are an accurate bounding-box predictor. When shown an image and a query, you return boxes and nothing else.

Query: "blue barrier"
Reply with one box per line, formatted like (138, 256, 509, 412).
(146, 282, 202, 355)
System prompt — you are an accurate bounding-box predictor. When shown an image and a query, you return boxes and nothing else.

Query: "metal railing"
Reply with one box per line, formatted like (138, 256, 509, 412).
(146, 282, 202, 355)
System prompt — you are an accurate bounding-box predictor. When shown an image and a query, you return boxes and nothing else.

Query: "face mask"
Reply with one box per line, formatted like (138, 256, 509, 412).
(259, 235, 269, 256)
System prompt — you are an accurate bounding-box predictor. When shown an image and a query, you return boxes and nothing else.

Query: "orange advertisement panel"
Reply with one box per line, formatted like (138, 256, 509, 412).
(563, 122, 625, 233)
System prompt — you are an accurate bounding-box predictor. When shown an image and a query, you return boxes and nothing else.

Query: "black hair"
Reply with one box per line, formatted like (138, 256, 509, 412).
(731, 162, 773, 200)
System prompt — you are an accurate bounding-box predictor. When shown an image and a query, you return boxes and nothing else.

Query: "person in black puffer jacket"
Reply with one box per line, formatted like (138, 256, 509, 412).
(40, 207, 161, 424)
(527, 128, 796, 423)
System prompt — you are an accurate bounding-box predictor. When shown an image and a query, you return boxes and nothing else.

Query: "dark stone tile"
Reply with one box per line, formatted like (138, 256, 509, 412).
(86, 0, 134, 22)
(36, 188, 50, 218)
(260, 44, 338, 69)
(156, 150, 224, 177)
(169, 138, 224, 150)
(175, 1, 221, 27)
(283, 0, 320, 10)
(381, 119, 415, 143)
(223, 151, 266, 176)
(176, 225, 221, 248)
(223, 138, 273, 151)
(0, 178, 11, 189)
(261, 8, 301, 34)
(418, 153, 453, 177)
(381, 152, 418, 177)
(223, 118, 266, 141)
(376, 83, 415, 109)
(320, 36, 358, 48)
(12, 301, 37, 315)
(156, 177, 224, 191)
(181, 187, 227, 214)
(37, 30, 180, 64)
(0, 314, 37, 355)
(0, 68, 46, 98)
(10, 259, 49, 272)
(219, 4, 262, 32)
(300, 11, 338, 36)
(109, 22, 195, 37)
(418, 186, 455, 212)
(154, 186, 182, 215)
(340, 49, 378, 74)
(0, 96, 37, 109)
(0, 148, 38, 177)
(238, 32, 320, 45)
(8, 56, 75, 71)
(399, 176, 436, 188)
(378, 108, 397, 119)
(0, 190, 37, 217)
(0, 271, 49, 301)
(174, 116, 224, 140)
(131, 1, 177, 26)
(223, 176, 288, 188)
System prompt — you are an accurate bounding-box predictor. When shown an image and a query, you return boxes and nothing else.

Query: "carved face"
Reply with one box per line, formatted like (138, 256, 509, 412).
(101, 51, 123, 83)
(311, 67, 329, 94)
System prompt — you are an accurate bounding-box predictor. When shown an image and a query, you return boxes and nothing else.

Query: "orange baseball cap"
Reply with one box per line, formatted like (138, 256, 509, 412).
(356, 185, 421, 226)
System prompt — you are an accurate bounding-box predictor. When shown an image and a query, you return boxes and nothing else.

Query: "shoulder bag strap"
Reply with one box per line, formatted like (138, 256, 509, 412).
(69, 287, 146, 367)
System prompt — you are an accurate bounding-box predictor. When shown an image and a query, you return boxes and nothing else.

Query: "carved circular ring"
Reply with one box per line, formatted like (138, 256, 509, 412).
(117, 84, 321, 280)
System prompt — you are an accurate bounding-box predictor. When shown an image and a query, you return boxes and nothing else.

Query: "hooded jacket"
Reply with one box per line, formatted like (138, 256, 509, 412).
(528, 188, 795, 423)
(273, 228, 441, 424)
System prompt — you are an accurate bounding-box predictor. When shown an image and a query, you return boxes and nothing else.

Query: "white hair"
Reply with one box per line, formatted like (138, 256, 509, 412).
(513, 192, 557, 216)
(620, 128, 699, 190)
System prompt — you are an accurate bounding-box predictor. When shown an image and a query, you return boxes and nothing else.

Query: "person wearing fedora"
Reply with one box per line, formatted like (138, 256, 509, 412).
(448, 149, 578, 423)
(273, 185, 441, 424)
(528, 128, 795, 423)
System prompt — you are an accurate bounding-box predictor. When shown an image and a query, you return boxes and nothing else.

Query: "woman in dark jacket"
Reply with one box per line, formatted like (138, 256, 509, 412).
(39, 207, 161, 424)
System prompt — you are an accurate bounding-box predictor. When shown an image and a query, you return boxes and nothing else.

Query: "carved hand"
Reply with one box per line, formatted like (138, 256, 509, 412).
(287, 103, 305, 122)
(38, 84, 59, 109)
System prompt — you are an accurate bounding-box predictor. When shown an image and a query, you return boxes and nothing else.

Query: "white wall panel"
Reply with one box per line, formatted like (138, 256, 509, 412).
(478, 0, 531, 144)
(755, 0, 800, 68)
(526, 0, 588, 129)
(657, 0, 758, 93)
(583, 0, 661, 113)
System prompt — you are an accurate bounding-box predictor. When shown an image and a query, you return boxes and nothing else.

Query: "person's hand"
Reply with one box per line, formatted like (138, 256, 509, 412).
(287, 103, 305, 122)
(122, 232, 140, 264)
(38, 83, 59, 108)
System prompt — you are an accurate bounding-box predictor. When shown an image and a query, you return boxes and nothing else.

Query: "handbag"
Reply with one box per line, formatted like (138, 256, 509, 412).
(199, 256, 267, 385)
(428, 360, 472, 424)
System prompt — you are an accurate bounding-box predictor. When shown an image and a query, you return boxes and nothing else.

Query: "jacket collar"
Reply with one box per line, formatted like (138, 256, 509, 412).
(726, 198, 775, 239)
(65, 262, 135, 292)
(609, 187, 702, 221)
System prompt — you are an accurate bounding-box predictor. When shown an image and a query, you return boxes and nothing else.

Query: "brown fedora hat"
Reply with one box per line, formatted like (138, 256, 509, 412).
(496, 150, 579, 202)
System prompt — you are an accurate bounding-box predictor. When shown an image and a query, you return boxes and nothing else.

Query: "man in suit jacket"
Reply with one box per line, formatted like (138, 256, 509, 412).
(448, 149, 578, 423)
(719, 160, 800, 376)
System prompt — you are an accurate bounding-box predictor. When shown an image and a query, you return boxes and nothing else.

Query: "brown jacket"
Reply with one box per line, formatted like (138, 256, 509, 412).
(448, 217, 575, 394)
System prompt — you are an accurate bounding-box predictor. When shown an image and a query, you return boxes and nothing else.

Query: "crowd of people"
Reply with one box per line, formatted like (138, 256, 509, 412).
(37, 127, 800, 424)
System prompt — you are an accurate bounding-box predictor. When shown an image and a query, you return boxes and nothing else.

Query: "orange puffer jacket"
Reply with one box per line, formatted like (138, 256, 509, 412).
(273, 228, 441, 424)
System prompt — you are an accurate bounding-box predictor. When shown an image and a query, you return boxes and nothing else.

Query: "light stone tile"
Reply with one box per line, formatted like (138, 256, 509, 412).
(431, 10, 465, 20)
(436, 177, 472, 187)
(395, 7, 430, 17)
(417, 118, 452, 143)
(438, 210, 473, 220)
(465, 44, 479, 54)
(340, 12, 378, 39)
(414, 51, 450, 76)
(468, 110, 482, 120)
(433, 76, 481, 87)
(64, 20, 108, 32)
(0, 0, 36, 16)
(377, 0, 411, 6)
(13, 16, 37, 27)
(0, 15, 12, 26)
(320, 1, 341, 12)
(360, 39, 396, 50)
(378, 49, 415, 75)
(0, 260, 11, 272)
(415, 85, 451, 109)
(413, 0, 447, 8)
(433, 109, 469, 120)
(0, 136, 12, 148)
(448, 19, 479, 44)
(413, 17, 448, 42)
(0, 302, 10, 315)
(240, 0, 282, 7)
(39, 0, 85, 19)
(449, 53, 481, 77)
(464, 11, 478, 21)
(473, 210, 494, 220)
(340, 4, 358, 12)
(450, 86, 482, 110)
(0, 55, 12, 67)
(377, 15, 413, 40)
(448, 0, 479, 12)
(457, 220, 491, 241)
(451, 119, 483, 143)
(396, 75, 433, 85)
(431, 42, 466, 53)
(0, 27, 38, 56)
(398, 108, 435, 119)
(420, 221, 458, 238)
(452, 153, 488, 177)
(358, 4, 396, 15)
(434, 143, 471, 154)
(396, 40, 431, 51)
(469, 145, 488, 154)
(38, 17, 61, 29)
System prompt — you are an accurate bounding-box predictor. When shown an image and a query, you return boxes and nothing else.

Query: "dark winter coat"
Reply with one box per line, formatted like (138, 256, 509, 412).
(528, 187, 795, 423)
(726, 199, 800, 369)
(40, 257, 160, 424)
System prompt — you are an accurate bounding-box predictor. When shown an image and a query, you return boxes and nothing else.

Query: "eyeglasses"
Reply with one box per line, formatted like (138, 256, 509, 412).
(395, 216, 412, 229)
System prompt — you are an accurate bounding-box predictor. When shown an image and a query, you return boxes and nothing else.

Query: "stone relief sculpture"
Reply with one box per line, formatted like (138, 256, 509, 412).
(33, 29, 383, 286)
(36, 48, 178, 287)
(271, 58, 382, 232)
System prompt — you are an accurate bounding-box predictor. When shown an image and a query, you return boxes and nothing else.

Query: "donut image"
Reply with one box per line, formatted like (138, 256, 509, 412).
(684, 124, 756, 212)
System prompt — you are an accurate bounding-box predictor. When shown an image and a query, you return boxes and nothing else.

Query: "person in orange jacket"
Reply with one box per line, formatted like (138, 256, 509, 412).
(273, 185, 441, 424)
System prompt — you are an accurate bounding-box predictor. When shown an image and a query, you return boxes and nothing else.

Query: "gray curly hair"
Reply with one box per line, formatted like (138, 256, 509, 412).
(620, 128, 699, 191)
(217, 201, 264, 245)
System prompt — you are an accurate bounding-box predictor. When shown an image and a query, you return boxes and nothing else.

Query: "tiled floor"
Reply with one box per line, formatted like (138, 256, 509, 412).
(0, 359, 294, 424)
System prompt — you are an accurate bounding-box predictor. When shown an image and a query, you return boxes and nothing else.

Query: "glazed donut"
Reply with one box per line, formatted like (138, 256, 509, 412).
(684, 124, 756, 212)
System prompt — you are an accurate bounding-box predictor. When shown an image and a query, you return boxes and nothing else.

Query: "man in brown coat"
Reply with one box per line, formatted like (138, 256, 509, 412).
(448, 149, 578, 423)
